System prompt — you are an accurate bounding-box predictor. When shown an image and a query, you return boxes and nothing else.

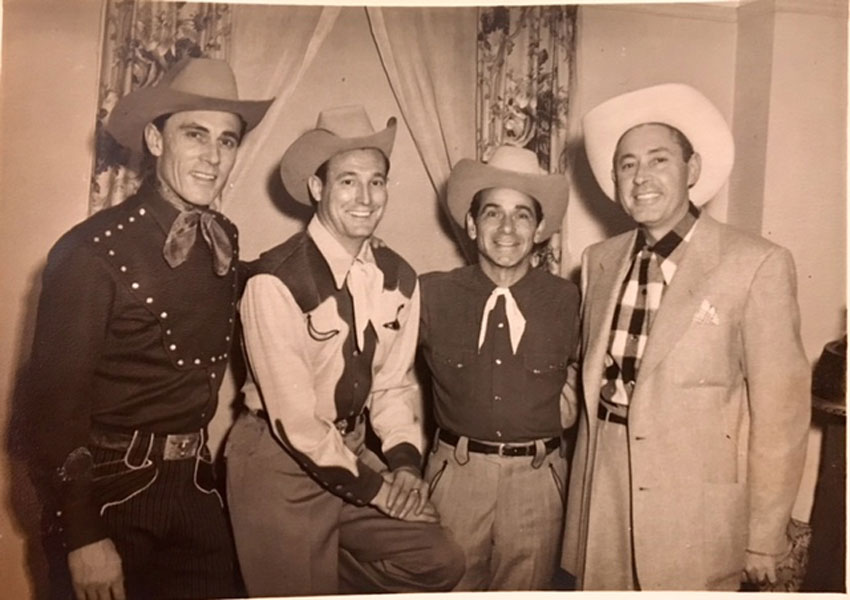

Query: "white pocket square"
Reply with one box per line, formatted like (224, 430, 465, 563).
(693, 299, 720, 325)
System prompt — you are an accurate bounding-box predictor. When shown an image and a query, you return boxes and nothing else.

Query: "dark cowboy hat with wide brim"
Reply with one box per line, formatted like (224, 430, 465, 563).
(447, 145, 569, 241)
(106, 57, 273, 154)
(279, 105, 397, 205)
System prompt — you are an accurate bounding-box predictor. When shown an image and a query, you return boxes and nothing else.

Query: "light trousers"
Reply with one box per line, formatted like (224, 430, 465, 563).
(225, 411, 464, 597)
(424, 436, 567, 590)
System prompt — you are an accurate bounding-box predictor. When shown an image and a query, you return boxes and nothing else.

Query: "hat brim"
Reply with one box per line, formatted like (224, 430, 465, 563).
(105, 87, 273, 154)
(583, 83, 734, 206)
(280, 118, 397, 205)
(446, 159, 569, 240)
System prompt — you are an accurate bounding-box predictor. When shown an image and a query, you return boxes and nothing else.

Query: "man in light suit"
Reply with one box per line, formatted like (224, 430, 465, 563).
(561, 83, 810, 591)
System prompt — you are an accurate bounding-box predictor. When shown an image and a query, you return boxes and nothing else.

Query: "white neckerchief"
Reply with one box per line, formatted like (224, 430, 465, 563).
(346, 257, 383, 352)
(308, 217, 384, 352)
(477, 287, 526, 354)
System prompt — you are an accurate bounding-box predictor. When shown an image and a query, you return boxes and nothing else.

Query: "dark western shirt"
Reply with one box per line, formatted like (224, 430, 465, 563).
(27, 182, 241, 550)
(420, 265, 580, 443)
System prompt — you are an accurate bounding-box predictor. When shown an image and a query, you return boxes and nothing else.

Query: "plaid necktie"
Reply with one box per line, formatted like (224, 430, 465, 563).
(601, 203, 700, 405)
(162, 210, 233, 276)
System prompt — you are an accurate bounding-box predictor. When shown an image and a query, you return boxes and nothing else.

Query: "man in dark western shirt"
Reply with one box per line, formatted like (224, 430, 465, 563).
(25, 58, 271, 599)
(419, 145, 580, 590)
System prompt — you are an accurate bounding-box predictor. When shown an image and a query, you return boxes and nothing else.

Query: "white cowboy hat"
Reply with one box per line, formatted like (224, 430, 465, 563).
(583, 83, 735, 206)
(106, 57, 273, 154)
(279, 105, 397, 205)
(447, 145, 568, 240)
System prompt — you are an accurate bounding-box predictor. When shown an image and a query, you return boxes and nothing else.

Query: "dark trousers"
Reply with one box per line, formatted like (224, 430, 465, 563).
(89, 432, 237, 599)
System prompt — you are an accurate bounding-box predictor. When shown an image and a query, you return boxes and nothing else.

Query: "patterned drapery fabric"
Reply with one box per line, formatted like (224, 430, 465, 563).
(476, 6, 577, 275)
(89, 1, 232, 214)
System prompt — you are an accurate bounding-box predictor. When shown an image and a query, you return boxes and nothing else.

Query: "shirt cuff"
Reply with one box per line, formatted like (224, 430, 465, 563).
(383, 442, 422, 473)
(61, 482, 109, 551)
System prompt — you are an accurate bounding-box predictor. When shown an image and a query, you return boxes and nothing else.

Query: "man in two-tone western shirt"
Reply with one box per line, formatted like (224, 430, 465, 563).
(225, 105, 464, 596)
(419, 145, 580, 590)
(25, 58, 272, 599)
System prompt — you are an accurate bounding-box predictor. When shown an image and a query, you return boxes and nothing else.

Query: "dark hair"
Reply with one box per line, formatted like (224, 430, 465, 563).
(615, 122, 695, 164)
(314, 149, 391, 184)
(468, 188, 544, 223)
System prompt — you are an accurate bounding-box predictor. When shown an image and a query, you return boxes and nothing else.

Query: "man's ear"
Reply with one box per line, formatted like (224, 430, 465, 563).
(533, 218, 547, 244)
(687, 152, 702, 188)
(465, 212, 477, 241)
(143, 123, 164, 157)
(307, 175, 324, 203)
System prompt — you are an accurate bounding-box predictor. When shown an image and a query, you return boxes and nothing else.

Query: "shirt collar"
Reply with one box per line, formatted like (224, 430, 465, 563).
(307, 215, 375, 290)
(634, 201, 700, 258)
(138, 181, 180, 235)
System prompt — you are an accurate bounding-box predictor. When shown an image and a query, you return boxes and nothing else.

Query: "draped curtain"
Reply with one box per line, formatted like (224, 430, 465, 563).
(366, 7, 478, 262)
(476, 6, 577, 275)
(90, 1, 232, 214)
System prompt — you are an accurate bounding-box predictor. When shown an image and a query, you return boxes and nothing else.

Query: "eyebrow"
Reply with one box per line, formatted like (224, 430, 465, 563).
(179, 122, 240, 140)
(480, 202, 533, 213)
(616, 146, 673, 163)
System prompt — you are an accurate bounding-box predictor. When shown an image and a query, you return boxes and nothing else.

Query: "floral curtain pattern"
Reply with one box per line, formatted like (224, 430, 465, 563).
(477, 5, 577, 275)
(89, 1, 232, 214)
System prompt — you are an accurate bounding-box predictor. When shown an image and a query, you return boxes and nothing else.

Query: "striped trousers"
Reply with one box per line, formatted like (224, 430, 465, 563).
(88, 437, 237, 599)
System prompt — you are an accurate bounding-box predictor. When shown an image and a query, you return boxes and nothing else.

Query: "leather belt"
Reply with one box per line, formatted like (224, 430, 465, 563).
(597, 402, 628, 426)
(251, 409, 365, 436)
(438, 429, 559, 457)
(90, 428, 202, 461)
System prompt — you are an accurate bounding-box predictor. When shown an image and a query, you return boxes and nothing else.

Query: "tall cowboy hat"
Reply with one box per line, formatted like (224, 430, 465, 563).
(447, 145, 569, 241)
(106, 57, 273, 154)
(583, 82, 735, 206)
(279, 105, 397, 205)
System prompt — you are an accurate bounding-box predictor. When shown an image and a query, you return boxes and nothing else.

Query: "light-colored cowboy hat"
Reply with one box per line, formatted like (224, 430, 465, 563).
(280, 105, 397, 205)
(447, 145, 568, 241)
(583, 83, 734, 206)
(106, 57, 273, 154)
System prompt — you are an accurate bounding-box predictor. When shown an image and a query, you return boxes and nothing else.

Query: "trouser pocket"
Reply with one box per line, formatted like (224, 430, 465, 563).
(90, 445, 158, 515)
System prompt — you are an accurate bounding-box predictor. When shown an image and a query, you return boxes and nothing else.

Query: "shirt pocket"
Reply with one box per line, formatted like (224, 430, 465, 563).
(429, 345, 476, 400)
(523, 351, 569, 403)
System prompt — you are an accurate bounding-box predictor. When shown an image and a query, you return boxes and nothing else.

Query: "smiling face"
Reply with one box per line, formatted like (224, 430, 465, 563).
(308, 148, 389, 256)
(466, 187, 545, 287)
(612, 123, 701, 240)
(144, 110, 242, 208)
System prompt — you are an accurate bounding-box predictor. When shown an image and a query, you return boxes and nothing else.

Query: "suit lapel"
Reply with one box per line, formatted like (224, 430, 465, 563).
(637, 215, 722, 382)
(583, 232, 637, 409)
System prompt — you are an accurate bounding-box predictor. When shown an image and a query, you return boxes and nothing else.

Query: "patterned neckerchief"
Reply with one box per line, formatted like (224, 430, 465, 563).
(600, 202, 700, 406)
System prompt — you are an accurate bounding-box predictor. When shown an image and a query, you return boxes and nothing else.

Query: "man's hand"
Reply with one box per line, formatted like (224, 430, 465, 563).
(742, 547, 786, 587)
(68, 538, 125, 600)
(385, 466, 429, 519)
(372, 469, 438, 523)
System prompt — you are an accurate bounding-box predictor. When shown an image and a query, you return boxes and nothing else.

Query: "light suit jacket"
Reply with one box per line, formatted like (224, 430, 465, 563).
(562, 214, 811, 590)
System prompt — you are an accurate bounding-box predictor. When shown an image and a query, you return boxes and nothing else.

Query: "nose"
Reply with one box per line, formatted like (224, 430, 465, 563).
(633, 160, 648, 184)
(356, 182, 374, 206)
(498, 214, 515, 233)
(202, 141, 221, 165)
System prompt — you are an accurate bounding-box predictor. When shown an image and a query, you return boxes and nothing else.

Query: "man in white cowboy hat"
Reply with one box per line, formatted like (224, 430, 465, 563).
(224, 105, 465, 596)
(26, 57, 272, 599)
(561, 83, 810, 590)
(417, 144, 580, 590)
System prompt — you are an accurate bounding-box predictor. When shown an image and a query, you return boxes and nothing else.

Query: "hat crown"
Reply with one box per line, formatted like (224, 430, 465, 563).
(315, 105, 378, 138)
(160, 57, 239, 100)
(486, 146, 546, 176)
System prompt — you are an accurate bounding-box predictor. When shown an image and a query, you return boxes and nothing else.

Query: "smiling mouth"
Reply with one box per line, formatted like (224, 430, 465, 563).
(192, 172, 217, 183)
(633, 191, 662, 202)
(348, 210, 375, 218)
